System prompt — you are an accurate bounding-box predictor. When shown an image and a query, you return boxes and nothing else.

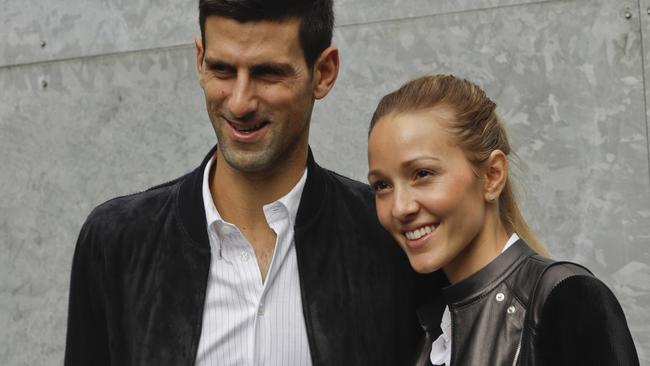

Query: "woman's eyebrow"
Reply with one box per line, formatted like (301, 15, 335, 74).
(367, 170, 383, 181)
(401, 156, 441, 170)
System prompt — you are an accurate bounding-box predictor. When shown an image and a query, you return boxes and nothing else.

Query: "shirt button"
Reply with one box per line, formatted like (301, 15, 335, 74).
(507, 306, 516, 314)
(257, 305, 265, 316)
(496, 293, 505, 302)
(240, 251, 251, 262)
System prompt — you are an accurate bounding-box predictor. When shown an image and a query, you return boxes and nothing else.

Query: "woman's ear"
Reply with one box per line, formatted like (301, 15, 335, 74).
(483, 150, 508, 203)
(312, 46, 339, 100)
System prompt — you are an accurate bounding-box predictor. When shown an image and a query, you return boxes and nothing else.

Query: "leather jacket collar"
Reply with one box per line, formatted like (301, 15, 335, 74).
(176, 145, 326, 250)
(444, 240, 534, 305)
(417, 240, 534, 331)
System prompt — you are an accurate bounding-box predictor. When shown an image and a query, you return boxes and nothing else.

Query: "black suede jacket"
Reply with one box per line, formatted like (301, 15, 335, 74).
(415, 240, 639, 366)
(65, 147, 437, 366)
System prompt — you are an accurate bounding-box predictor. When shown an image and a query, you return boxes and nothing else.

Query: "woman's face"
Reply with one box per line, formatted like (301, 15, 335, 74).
(368, 108, 490, 281)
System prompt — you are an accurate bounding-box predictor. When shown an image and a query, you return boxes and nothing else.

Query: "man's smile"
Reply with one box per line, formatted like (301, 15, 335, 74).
(227, 119, 270, 133)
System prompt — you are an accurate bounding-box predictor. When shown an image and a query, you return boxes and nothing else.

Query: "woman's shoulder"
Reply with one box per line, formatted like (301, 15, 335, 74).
(539, 268, 623, 322)
(528, 257, 620, 317)
(513, 255, 594, 328)
(532, 259, 593, 302)
(533, 270, 639, 364)
(529, 260, 639, 364)
(509, 252, 593, 312)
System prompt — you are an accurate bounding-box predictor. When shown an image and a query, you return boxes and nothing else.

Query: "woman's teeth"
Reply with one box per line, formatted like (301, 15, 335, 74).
(405, 225, 436, 240)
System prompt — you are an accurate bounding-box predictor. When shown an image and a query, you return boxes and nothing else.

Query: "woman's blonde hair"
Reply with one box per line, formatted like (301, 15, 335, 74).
(370, 74, 548, 256)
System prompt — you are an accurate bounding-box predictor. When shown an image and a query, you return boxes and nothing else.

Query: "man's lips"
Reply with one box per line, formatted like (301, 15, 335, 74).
(222, 117, 271, 143)
(226, 119, 269, 133)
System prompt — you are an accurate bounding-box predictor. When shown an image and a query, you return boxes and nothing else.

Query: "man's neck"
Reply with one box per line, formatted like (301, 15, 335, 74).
(210, 148, 307, 230)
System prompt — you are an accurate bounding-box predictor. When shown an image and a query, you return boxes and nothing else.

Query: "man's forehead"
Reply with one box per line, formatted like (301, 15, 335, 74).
(203, 16, 304, 63)
(203, 15, 301, 37)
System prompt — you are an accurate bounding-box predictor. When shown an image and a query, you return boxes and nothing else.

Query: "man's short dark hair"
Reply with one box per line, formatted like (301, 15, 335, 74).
(198, 0, 334, 67)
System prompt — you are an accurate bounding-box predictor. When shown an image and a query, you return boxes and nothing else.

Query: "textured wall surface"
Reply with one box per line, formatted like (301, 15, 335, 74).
(0, 0, 197, 67)
(1, 0, 649, 364)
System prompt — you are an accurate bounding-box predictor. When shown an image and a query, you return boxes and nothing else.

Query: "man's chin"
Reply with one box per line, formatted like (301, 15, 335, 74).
(220, 148, 277, 174)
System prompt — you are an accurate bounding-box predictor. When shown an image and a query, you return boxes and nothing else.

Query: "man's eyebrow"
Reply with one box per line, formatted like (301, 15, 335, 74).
(251, 62, 296, 75)
(204, 57, 233, 67)
(203, 58, 296, 74)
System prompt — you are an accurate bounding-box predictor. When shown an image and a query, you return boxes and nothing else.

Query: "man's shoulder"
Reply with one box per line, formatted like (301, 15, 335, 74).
(81, 173, 188, 239)
(320, 167, 374, 200)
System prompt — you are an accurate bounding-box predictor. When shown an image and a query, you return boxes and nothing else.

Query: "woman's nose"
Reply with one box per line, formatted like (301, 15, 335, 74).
(391, 188, 419, 221)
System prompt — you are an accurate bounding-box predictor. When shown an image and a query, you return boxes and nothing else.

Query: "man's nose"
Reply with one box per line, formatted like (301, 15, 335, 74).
(227, 74, 258, 118)
(391, 187, 419, 221)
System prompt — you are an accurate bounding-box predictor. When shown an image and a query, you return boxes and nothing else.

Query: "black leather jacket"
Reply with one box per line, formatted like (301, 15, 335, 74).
(415, 240, 639, 366)
(65, 147, 436, 366)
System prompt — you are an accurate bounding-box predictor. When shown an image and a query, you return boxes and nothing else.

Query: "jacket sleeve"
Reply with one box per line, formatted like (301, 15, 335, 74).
(535, 275, 639, 365)
(64, 220, 111, 365)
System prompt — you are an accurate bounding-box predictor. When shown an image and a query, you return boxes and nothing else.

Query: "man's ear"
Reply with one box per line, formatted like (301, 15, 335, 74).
(312, 46, 339, 100)
(195, 36, 205, 81)
(483, 150, 508, 203)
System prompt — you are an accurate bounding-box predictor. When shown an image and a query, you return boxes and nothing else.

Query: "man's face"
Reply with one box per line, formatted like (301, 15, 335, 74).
(197, 16, 316, 174)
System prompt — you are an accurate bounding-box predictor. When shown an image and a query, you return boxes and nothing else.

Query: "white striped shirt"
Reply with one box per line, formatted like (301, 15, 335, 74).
(195, 156, 312, 366)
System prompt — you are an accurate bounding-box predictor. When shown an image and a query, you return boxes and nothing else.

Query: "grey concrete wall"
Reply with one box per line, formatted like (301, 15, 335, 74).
(1, 0, 648, 364)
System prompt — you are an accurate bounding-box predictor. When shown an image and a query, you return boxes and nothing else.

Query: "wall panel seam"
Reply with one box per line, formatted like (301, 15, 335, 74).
(1, 0, 571, 69)
(0, 44, 194, 71)
(639, 0, 650, 185)
(336, 0, 573, 29)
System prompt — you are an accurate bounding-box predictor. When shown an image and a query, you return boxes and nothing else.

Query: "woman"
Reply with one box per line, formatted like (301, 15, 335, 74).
(367, 75, 639, 365)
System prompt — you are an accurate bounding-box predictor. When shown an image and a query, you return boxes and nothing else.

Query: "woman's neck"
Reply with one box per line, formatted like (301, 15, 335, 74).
(443, 213, 510, 284)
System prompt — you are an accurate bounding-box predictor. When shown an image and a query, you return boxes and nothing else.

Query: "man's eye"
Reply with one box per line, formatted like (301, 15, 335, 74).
(254, 67, 285, 78)
(208, 64, 234, 75)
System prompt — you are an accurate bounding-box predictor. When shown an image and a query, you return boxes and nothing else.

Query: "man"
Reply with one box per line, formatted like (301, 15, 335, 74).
(65, 1, 436, 365)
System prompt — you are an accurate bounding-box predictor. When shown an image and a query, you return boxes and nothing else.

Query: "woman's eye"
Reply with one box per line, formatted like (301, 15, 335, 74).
(415, 170, 433, 179)
(371, 181, 390, 192)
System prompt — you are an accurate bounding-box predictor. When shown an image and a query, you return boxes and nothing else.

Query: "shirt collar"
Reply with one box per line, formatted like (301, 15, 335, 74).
(201, 155, 308, 247)
(202, 155, 222, 232)
(263, 167, 307, 227)
(503, 233, 520, 252)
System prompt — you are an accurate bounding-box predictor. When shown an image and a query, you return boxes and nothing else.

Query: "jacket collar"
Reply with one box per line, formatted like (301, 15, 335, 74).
(176, 145, 325, 249)
(295, 149, 327, 230)
(177, 145, 217, 250)
(443, 239, 535, 305)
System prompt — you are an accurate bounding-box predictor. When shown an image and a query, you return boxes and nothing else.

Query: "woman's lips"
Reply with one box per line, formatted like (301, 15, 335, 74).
(403, 224, 437, 249)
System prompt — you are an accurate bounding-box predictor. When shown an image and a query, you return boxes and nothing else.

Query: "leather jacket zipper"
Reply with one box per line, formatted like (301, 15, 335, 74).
(512, 337, 522, 366)
(449, 309, 455, 366)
